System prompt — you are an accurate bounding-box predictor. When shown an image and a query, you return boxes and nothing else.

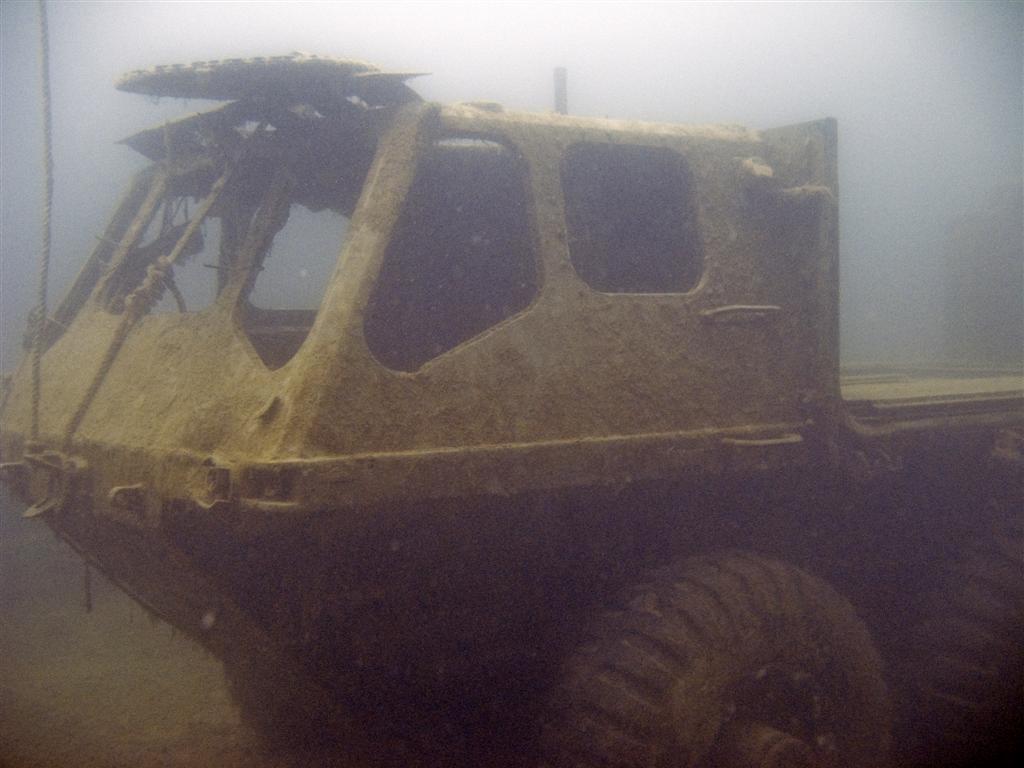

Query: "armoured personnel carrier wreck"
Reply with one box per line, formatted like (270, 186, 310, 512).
(1, 54, 1021, 768)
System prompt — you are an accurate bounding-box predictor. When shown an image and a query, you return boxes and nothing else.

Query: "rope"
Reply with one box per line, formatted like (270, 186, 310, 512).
(165, 272, 187, 312)
(30, 0, 53, 441)
(61, 168, 232, 447)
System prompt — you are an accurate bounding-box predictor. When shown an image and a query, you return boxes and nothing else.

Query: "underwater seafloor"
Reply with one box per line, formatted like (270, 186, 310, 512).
(3, 483, 1021, 768)
(0, 490, 348, 768)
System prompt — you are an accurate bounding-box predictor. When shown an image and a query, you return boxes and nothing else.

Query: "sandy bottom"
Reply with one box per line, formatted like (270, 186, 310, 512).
(0, 495, 337, 768)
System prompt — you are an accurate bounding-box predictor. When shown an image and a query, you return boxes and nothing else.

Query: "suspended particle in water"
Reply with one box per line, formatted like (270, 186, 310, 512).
(200, 608, 217, 630)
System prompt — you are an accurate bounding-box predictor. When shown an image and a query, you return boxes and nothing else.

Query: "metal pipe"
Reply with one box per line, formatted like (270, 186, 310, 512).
(554, 67, 568, 114)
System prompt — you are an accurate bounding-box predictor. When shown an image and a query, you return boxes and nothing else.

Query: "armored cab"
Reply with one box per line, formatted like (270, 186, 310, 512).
(2, 55, 1019, 768)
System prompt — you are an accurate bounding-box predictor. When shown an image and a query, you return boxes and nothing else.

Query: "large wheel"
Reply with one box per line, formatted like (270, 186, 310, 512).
(901, 513, 1024, 768)
(540, 552, 892, 768)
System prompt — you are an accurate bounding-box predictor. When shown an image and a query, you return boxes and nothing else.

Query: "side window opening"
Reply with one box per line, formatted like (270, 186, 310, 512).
(562, 143, 703, 293)
(240, 205, 348, 369)
(363, 135, 539, 372)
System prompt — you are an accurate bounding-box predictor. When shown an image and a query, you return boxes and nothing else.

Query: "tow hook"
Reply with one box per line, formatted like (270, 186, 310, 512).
(1, 447, 88, 518)
(992, 427, 1023, 468)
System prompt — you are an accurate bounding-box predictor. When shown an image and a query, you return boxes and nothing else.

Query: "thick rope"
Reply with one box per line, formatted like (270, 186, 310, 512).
(61, 169, 231, 448)
(30, 0, 53, 441)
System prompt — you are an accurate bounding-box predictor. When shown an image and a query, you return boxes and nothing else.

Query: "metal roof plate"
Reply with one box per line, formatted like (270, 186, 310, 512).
(116, 52, 424, 104)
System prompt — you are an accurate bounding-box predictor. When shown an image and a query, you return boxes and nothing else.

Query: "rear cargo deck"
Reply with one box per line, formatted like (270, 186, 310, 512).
(841, 367, 1024, 425)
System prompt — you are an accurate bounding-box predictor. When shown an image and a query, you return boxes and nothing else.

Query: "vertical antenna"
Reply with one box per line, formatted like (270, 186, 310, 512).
(554, 66, 568, 115)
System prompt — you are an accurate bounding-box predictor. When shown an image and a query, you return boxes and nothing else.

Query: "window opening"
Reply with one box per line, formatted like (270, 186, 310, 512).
(363, 135, 538, 372)
(562, 143, 703, 293)
(240, 205, 348, 369)
(104, 194, 220, 314)
(151, 218, 221, 313)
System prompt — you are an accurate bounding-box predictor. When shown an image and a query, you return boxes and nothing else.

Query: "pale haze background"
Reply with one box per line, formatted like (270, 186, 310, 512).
(1, 0, 1022, 367)
(0, 3, 1021, 766)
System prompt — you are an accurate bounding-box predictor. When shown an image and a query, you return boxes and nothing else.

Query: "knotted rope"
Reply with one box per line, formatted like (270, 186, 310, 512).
(61, 169, 231, 447)
(30, 0, 53, 441)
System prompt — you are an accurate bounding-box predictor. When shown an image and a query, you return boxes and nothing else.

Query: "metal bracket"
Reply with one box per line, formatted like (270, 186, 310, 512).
(0, 460, 28, 488)
(17, 449, 89, 518)
(109, 483, 148, 515)
(992, 427, 1023, 468)
(722, 433, 804, 447)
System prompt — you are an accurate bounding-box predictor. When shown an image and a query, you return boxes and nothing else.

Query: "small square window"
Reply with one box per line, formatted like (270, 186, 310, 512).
(562, 143, 703, 293)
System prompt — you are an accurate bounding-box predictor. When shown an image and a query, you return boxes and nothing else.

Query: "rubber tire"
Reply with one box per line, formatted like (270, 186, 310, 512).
(903, 515, 1024, 768)
(540, 552, 892, 768)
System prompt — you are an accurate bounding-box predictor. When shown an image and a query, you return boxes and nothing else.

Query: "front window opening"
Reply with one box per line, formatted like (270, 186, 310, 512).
(107, 194, 220, 314)
(241, 205, 348, 369)
(562, 143, 704, 293)
(151, 218, 221, 313)
(363, 135, 539, 372)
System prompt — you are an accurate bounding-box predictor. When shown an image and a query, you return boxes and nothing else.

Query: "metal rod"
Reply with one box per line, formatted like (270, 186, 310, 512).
(554, 66, 568, 115)
(83, 561, 93, 613)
